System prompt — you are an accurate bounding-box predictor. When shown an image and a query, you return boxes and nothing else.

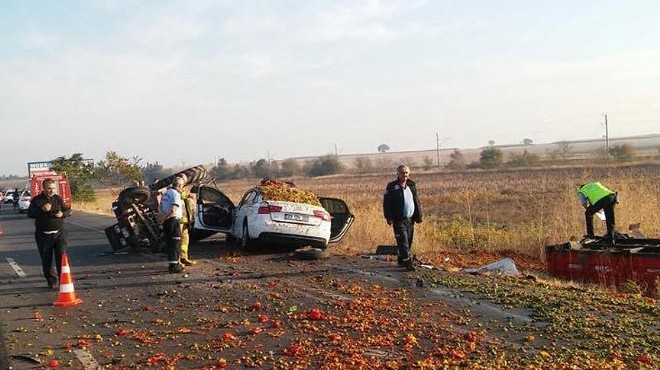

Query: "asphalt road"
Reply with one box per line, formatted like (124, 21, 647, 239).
(0, 206, 560, 369)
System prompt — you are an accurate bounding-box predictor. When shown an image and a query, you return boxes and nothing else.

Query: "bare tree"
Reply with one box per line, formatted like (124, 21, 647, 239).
(554, 141, 574, 161)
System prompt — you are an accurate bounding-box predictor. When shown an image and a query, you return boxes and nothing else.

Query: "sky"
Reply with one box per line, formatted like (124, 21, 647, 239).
(1, 0, 659, 176)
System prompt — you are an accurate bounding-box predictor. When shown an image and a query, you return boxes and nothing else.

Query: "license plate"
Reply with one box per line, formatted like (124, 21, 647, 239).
(284, 213, 309, 222)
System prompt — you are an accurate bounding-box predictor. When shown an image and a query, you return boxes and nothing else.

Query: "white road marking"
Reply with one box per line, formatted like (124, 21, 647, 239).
(6, 258, 27, 277)
(73, 349, 99, 370)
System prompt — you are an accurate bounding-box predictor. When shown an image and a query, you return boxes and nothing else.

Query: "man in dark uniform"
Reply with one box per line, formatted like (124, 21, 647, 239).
(383, 165, 422, 271)
(27, 179, 70, 288)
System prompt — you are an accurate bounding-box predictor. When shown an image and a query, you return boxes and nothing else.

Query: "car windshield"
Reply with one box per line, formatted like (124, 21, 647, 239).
(256, 180, 320, 206)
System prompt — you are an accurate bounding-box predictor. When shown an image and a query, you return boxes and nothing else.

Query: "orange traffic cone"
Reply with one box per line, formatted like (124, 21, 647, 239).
(53, 253, 83, 306)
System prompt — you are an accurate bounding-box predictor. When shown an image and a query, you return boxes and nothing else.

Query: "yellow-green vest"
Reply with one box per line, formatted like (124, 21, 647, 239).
(579, 182, 614, 205)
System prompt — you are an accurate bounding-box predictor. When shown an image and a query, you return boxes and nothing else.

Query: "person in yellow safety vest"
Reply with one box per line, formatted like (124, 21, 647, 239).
(179, 188, 197, 266)
(578, 182, 617, 239)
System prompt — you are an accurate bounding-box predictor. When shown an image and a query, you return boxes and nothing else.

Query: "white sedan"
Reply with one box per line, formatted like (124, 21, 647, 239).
(193, 180, 354, 249)
(18, 190, 31, 213)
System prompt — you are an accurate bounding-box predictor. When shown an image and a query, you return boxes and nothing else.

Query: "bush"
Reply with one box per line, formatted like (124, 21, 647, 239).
(609, 144, 635, 162)
(446, 150, 466, 169)
(508, 150, 540, 167)
(354, 157, 374, 173)
(479, 147, 503, 168)
(279, 159, 302, 177)
(304, 155, 345, 177)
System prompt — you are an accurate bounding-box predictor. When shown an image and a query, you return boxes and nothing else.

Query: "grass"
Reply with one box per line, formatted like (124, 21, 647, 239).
(75, 164, 660, 265)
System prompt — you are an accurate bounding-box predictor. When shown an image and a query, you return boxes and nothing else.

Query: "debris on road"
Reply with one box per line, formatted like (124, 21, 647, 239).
(461, 257, 520, 276)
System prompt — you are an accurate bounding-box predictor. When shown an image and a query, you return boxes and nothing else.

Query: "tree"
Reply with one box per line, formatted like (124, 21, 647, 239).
(446, 149, 466, 169)
(95, 151, 143, 187)
(522, 138, 533, 145)
(488, 140, 495, 146)
(553, 141, 573, 161)
(211, 158, 231, 180)
(377, 144, 390, 153)
(50, 153, 96, 201)
(609, 143, 635, 162)
(508, 150, 540, 167)
(279, 159, 301, 177)
(142, 162, 168, 183)
(252, 159, 277, 179)
(304, 155, 345, 177)
(230, 164, 251, 179)
(479, 147, 503, 168)
(354, 157, 374, 173)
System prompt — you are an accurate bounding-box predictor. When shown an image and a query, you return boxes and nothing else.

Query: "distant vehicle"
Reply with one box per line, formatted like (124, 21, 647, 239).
(105, 166, 355, 252)
(3, 191, 15, 204)
(17, 190, 31, 213)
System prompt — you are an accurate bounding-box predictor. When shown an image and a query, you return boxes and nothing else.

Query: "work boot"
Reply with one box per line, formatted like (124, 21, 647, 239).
(180, 252, 197, 266)
(405, 258, 415, 271)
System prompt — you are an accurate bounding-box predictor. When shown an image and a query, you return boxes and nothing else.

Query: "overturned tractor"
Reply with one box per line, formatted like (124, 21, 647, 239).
(104, 165, 208, 252)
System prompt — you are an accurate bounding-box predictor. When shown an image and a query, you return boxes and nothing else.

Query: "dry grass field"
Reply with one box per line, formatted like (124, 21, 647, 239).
(79, 163, 660, 270)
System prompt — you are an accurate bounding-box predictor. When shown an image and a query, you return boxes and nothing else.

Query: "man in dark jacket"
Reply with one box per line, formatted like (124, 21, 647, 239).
(383, 165, 422, 271)
(28, 178, 70, 288)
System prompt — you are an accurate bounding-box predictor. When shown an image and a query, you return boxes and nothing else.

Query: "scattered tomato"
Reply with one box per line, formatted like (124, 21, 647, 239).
(283, 344, 302, 357)
(307, 308, 324, 321)
(222, 332, 236, 341)
(249, 327, 263, 335)
(328, 333, 342, 342)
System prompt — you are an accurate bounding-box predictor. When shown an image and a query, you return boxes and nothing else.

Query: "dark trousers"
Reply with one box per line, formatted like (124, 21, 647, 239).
(163, 217, 181, 265)
(35, 230, 66, 285)
(393, 218, 415, 262)
(585, 194, 616, 238)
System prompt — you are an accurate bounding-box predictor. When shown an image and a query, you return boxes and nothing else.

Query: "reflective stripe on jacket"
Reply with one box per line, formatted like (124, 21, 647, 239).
(579, 182, 614, 205)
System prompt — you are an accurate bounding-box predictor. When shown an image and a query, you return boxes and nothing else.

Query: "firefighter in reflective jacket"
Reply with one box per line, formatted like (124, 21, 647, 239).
(179, 188, 197, 266)
(578, 182, 617, 239)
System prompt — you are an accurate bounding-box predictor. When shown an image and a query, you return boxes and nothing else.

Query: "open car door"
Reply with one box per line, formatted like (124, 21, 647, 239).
(195, 185, 235, 232)
(319, 197, 354, 243)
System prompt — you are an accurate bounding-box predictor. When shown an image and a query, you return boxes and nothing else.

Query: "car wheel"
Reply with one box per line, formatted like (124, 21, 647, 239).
(294, 247, 330, 260)
(118, 186, 151, 206)
(241, 222, 255, 250)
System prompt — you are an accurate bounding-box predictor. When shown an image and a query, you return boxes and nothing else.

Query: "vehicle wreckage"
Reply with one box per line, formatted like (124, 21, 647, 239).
(105, 165, 354, 253)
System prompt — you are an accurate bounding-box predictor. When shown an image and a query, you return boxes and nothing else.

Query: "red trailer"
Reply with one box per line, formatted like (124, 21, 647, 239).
(546, 238, 660, 296)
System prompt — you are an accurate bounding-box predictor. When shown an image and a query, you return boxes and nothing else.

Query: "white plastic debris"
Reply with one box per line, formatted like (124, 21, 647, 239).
(461, 258, 520, 276)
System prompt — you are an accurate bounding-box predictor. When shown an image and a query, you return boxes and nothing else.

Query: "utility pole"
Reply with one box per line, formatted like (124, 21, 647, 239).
(436, 133, 441, 168)
(435, 133, 449, 168)
(603, 113, 610, 157)
(334, 143, 338, 156)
